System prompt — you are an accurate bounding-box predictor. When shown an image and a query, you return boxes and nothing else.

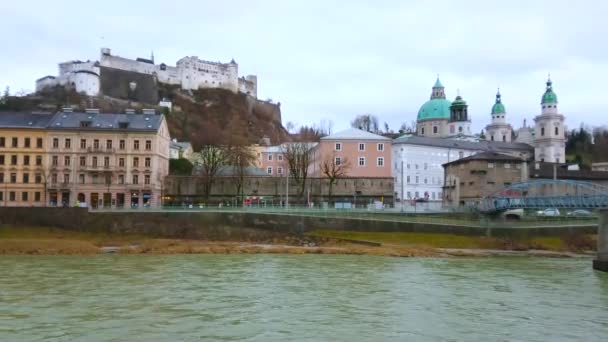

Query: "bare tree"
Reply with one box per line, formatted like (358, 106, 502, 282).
(399, 120, 417, 134)
(320, 154, 351, 201)
(351, 114, 379, 133)
(281, 142, 313, 198)
(196, 145, 226, 199)
(224, 143, 256, 204)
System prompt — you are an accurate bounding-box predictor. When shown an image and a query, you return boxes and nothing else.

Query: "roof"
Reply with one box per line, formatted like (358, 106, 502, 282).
(0, 112, 55, 129)
(170, 141, 192, 150)
(433, 77, 444, 88)
(321, 128, 390, 141)
(393, 134, 534, 152)
(417, 98, 452, 121)
(491, 91, 506, 114)
(47, 112, 164, 132)
(443, 151, 524, 167)
(530, 162, 608, 181)
(36, 75, 56, 82)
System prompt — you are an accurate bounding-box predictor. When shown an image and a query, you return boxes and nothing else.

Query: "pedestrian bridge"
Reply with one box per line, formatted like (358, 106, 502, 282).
(478, 179, 608, 213)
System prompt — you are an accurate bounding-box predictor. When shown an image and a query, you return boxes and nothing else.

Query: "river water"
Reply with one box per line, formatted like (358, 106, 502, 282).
(0, 255, 607, 341)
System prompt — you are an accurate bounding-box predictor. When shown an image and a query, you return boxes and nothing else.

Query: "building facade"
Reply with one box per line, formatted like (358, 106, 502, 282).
(36, 48, 258, 98)
(442, 152, 528, 206)
(534, 77, 566, 163)
(416, 78, 472, 138)
(485, 90, 513, 142)
(254, 145, 287, 177)
(0, 111, 170, 208)
(308, 128, 392, 178)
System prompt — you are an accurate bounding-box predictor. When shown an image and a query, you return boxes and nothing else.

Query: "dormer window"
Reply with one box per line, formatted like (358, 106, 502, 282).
(80, 121, 91, 128)
(119, 122, 129, 129)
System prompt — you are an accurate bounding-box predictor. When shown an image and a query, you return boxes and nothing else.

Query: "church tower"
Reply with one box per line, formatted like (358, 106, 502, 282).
(448, 92, 471, 136)
(485, 89, 513, 142)
(533, 77, 565, 163)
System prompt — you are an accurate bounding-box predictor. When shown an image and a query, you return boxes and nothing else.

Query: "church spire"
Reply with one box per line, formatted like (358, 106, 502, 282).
(430, 75, 446, 99)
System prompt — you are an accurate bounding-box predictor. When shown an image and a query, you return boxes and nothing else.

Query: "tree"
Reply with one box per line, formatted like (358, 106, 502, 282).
(383, 122, 391, 134)
(224, 143, 256, 203)
(281, 142, 313, 199)
(320, 154, 351, 201)
(195, 145, 226, 199)
(351, 114, 379, 133)
(399, 120, 417, 134)
(169, 158, 194, 175)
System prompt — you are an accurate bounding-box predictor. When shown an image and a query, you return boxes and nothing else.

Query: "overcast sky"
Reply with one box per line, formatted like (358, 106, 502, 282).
(1, 0, 606, 133)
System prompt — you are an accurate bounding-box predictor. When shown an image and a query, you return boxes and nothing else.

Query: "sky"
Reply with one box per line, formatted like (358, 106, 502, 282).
(1, 0, 607, 133)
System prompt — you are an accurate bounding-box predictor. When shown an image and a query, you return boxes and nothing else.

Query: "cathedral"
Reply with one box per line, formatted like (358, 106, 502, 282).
(413, 76, 566, 163)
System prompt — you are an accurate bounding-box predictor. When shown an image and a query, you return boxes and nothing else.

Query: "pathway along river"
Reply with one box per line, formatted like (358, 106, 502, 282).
(0, 255, 607, 341)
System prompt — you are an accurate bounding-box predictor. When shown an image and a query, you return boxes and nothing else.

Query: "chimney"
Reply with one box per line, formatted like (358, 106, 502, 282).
(62, 107, 73, 113)
(125, 109, 135, 115)
(85, 108, 100, 114)
(142, 108, 156, 115)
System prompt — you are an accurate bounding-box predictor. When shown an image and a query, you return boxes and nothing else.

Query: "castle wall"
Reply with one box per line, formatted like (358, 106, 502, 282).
(99, 66, 158, 104)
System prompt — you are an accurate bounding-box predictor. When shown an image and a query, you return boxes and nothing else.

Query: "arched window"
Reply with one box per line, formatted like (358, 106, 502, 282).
(433, 126, 438, 134)
(421, 127, 425, 135)
(541, 127, 545, 136)
(502, 135, 506, 142)
(555, 127, 559, 136)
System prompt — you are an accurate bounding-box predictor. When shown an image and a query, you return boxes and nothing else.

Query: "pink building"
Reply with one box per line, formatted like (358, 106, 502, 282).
(254, 145, 287, 176)
(309, 128, 392, 178)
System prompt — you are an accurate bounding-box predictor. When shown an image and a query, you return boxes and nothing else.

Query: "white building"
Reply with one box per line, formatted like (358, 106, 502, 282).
(534, 77, 566, 163)
(36, 48, 258, 98)
(392, 135, 533, 203)
(169, 140, 193, 160)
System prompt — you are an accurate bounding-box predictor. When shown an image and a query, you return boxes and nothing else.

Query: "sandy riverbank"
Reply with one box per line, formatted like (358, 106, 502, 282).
(0, 226, 596, 257)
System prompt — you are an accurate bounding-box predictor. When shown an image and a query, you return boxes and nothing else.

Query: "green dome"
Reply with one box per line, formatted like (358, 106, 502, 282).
(417, 98, 452, 120)
(491, 91, 505, 114)
(452, 95, 466, 105)
(541, 79, 558, 104)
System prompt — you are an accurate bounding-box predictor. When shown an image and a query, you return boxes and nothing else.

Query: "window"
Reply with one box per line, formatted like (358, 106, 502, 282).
(358, 157, 365, 166)
(80, 121, 91, 128)
(118, 175, 125, 184)
(79, 174, 85, 184)
(52, 138, 58, 148)
(119, 158, 125, 167)
(92, 157, 98, 168)
(424, 178, 428, 184)
(504, 163, 511, 169)
(490, 135, 494, 141)
(415, 191, 419, 198)
(377, 143, 384, 151)
(24, 138, 31, 148)
(0, 155, 4, 165)
(335, 143, 342, 151)
(80, 139, 86, 149)
(36, 155, 42, 166)
(23, 155, 30, 166)
(133, 157, 139, 168)
(407, 176, 410, 183)
(12, 137, 18, 148)
(93, 139, 99, 149)
(415, 176, 419, 184)
(119, 140, 125, 150)
(541, 127, 545, 136)
(555, 127, 559, 136)
(377, 157, 384, 167)
(105, 175, 111, 185)
(104, 156, 110, 167)
(407, 191, 411, 199)
(267, 167, 273, 174)
(268, 154, 273, 161)
(10, 173, 16, 183)
(415, 164, 419, 170)
(22, 173, 29, 184)
(277, 167, 283, 175)
(132, 174, 139, 185)
(459, 151, 464, 159)
(145, 140, 152, 150)
(11, 155, 17, 165)
(433, 126, 438, 134)
(21, 192, 28, 202)
(51, 156, 58, 166)
(144, 175, 150, 185)
(9, 191, 15, 201)
(80, 156, 86, 166)
(145, 158, 151, 168)
(450, 125, 455, 134)
(106, 140, 113, 149)
(65, 138, 71, 149)
(335, 157, 341, 166)
(502, 135, 506, 142)
(0, 172, 3, 183)
(133, 140, 140, 150)
(278, 155, 283, 161)
(63, 174, 70, 184)
(0, 137, 4, 147)
(92, 174, 98, 184)
(64, 156, 71, 167)
(34, 192, 41, 202)
(488, 162, 494, 169)
(421, 127, 425, 135)
(36, 138, 43, 148)
(358, 143, 365, 151)
(35, 173, 41, 184)
(424, 163, 428, 170)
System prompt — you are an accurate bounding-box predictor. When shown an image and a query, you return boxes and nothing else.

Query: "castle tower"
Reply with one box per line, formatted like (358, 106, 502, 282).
(485, 89, 513, 142)
(448, 91, 471, 136)
(533, 76, 565, 163)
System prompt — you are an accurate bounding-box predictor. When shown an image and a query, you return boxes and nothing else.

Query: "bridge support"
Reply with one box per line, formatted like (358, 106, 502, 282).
(593, 210, 608, 272)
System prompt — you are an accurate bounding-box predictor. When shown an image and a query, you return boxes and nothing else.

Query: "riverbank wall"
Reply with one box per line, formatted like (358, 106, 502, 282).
(0, 208, 597, 240)
(593, 210, 608, 271)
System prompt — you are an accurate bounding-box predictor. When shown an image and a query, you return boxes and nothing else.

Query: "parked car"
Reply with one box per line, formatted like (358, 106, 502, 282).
(566, 209, 592, 217)
(536, 208, 560, 217)
(500, 208, 524, 220)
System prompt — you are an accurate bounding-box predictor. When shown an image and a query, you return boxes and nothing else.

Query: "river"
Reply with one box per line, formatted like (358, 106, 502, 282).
(0, 255, 607, 341)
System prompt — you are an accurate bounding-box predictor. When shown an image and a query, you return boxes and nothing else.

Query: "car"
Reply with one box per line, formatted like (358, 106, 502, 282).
(566, 209, 592, 217)
(500, 208, 524, 220)
(536, 208, 560, 217)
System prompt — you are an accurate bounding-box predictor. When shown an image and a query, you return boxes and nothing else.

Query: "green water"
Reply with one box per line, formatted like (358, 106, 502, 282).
(0, 255, 607, 341)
